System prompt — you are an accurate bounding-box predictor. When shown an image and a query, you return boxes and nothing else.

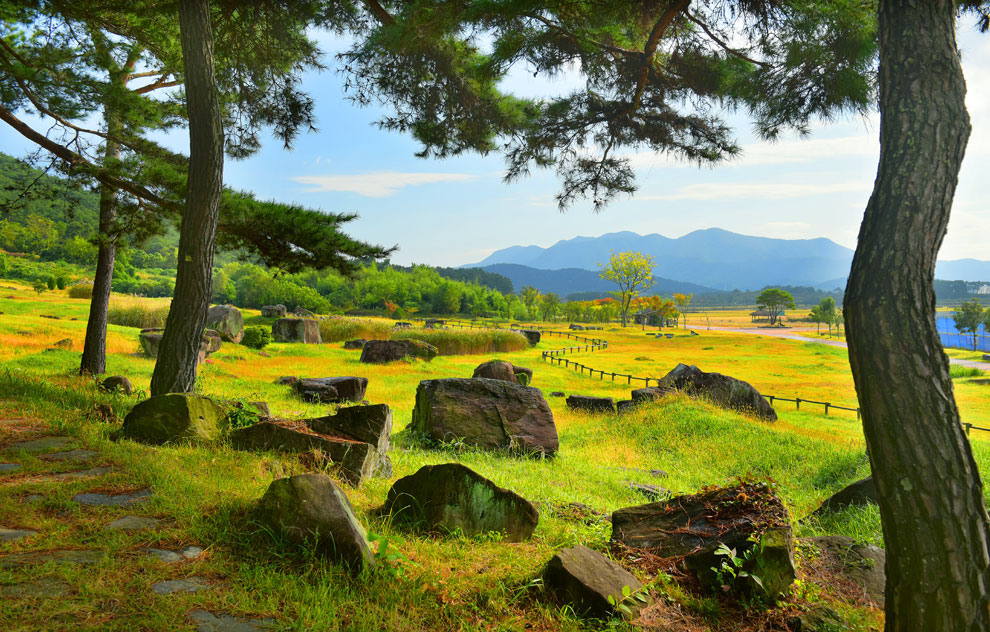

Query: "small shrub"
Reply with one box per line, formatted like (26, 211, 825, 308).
(950, 365, 985, 379)
(68, 283, 94, 299)
(318, 317, 393, 343)
(107, 299, 170, 328)
(46, 275, 56, 290)
(32, 279, 46, 294)
(242, 326, 273, 350)
(55, 276, 66, 290)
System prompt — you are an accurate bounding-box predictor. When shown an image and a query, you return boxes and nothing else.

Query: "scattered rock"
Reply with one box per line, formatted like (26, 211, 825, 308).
(100, 376, 133, 395)
(122, 393, 226, 445)
(552, 502, 610, 525)
(293, 377, 368, 403)
(787, 605, 847, 632)
(611, 481, 795, 599)
(106, 515, 161, 531)
(660, 363, 777, 420)
(229, 421, 375, 486)
(381, 463, 538, 541)
(8, 436, 73, 451)
(624, 482, 668, 502)
(206, 304, 244, 343)
(261, 304, 287, 319)
(0, 549, 105, 568)
(73, 489, 152, 507)
(541, 545, 646, 619)
(512, 329, 541, 346)
(807, 536, 885, 605)
(152, 577, 209, 594)
(548, 391, 565, 397)
(393, 321, 412, 329)
(343, 339, 366, 350)
(472, 360, 519, 384)
(307, 404, 393, 478)
(142, 546, 203, 563)
(292, 307, 316, 318)
(809, 477, 876, 517)
(566, 395, 616, 414)
(255, 474, 374, 573)
(53, 338, 73, 350)
(0, 463, 21, 472)
(513, 365, 534, 385)
(360, 339, 438, 363)
(188, 609, 278, 632)
(52, 466, 112, 481)
(139, 328, 218, 362)
(276, 376, 298, 386)
(0, 527, 37, 542)
(616, 400, 636, 414)
(40, 449, 98, 462)
(568, 324, 584, 331)
(630, 387, 672, 403)
(424, 318, 445, 328)
(2, 578, 71, 599)
(272, 318, 322, 344)
(411, 378, 558, 456)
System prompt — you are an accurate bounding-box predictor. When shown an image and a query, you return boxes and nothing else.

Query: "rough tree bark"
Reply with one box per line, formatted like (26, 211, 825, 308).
(844, 1, 990, 628)
(149, 0, 223, 396)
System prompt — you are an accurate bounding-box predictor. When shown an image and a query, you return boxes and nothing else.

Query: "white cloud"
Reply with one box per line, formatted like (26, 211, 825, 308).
(636, 180, 872, 201)
(292, 171, 479, 197)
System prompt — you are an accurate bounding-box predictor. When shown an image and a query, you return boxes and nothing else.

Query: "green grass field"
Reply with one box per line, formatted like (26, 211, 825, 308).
(2, 284, 988, 630)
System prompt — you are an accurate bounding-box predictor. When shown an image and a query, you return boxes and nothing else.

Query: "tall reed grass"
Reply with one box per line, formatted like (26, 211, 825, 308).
(107, 297, 171, 329)
(318, 317, 394, 342)
(393, 329, 528, 355)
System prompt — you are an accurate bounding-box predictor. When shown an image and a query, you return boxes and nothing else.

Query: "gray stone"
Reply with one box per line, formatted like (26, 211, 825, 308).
(122, 393, 226, 445)
(40, 449, 98, 462)
(343, 339, 366, 350)
(180, 545, 204, 559)
(73, 489, 152, 507)
(807, 536, 885, 605)
(660, 363, 777, 420)
(106, 515, 161, 531)
(261, 304, 287, 319)
(294, 377, 368, 403)
(189, 609, 278, 632)
(616, 400, 636, 414)
(566, 395, 616, 414)
(0, 463, 20, 472)
(630, 387, 672, 403)
(152, 577, 208, 594)
(810, 477, 876, 517)
(100, 376, 133, 395)
(207, 304, 244, 343)
(787, 606, 847, 632)
(2, 578, 71, 599)
(52, 466, 113, 481)
(229, 422, 374, 487)
(360, 339, 438, 363)
(272, 318, 322, 344)
(276, 376, 298, 386)
(624, 482, 668, 502)
(0, 527, 37, 542)
(472, 360, 519, 384)
(381, 463, 539, 541)
(24, 494, 43, 502)
(140, 328, 218, 361)
(411, 378, 558, 456)
(8, 436, 73, 451)
(306, 404, 393, 478)
(542, 545, 646, 619)
(548, 391, 565, 397)
(511, 329, 541, 346)
(142, 548, 184, 563)
(0, 549, 105, 568)
(255, 474, 374, 574)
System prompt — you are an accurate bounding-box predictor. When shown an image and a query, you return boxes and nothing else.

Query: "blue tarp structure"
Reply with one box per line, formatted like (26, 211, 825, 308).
(937, 316, 990, 352)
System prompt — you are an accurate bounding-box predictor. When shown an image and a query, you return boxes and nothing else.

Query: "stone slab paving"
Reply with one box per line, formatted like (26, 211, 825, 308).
(151, 577, 209, 594)
(24, 493, 43, 502)
(51, 466, 113, 481)
(1, 577, 71, 599)
(0, 527, 38, 542)
(0, 462, 21, 472)
(41, 449, 98, 462)
(7, 437, 73, 451)
(73, 489, 152, 507)
(141, 545, 203, 563)
(189, 609, 277, 632)
(106, 515, 161, 531)
(0, 549, 106, 568)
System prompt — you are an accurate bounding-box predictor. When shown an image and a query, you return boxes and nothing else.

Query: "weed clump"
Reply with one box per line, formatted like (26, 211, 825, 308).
(108, 299, 170, 328)
(68, 283, 94, 299)
(242, 326, 273, 350)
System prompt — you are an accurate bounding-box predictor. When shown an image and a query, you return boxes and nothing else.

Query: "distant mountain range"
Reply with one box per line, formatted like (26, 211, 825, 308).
(465, 228, 990, 292)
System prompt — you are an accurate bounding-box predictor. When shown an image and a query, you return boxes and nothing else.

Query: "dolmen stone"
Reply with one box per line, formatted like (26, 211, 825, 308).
(276, 376, 298, 386)
(541, 545, 646, 619)
(100, 376, 133, 395)
(569, 324, 584, 330)
(139, 328, 219, 362)
(272, 318, 322, 344)
(411, 378, 558, 456)
(206, 304, 244, 343)
(380, 463, 538, 541)
(566, 395, 616, 414)
(511, 329, 541, 346)
(293, 377, 368, 403)
(424, 318, 445, 328)
(472, 360, 532, 385)
(630, 387, 672, 403)
(807, 536, 885, 605)
(612, 480, 796, 599)
(122, 393, 226, 445)
(360, 339, 438, 363)
(307, 404, 393, 478)
(343, 338, 366, 350)
(255, 474, 374, 573)
(261, 304, 287, 318)
(660, 363, 777, 420)
(229, 421, 374, 486)
(809, 477, 876, 517)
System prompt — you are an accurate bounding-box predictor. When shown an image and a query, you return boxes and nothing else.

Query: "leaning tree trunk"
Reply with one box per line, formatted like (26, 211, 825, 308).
(79, 121, 120, 376)
(149, 0, 223, 396)
(844, 1, 990, 629)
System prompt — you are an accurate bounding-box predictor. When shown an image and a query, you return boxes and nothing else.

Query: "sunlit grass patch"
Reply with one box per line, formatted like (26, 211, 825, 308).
(318, 317, 394, 342)
(107, 297, 171, 329)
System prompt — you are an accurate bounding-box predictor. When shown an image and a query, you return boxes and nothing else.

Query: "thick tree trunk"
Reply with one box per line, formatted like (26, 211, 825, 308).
(150, 0, 223, 396)
(844, 1, 990, 629)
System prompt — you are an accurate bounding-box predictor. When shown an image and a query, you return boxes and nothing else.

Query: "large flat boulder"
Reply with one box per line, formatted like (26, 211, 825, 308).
(381, 463, 538, 541)
(411, 378, 558, 456)
(809, 477, 876, 517)
(660, 363, 777, 420)
(360, 339, 438, 363)
(612, 481, 795, 599)
(307, 404, 393, 477)
(229, 422, 374, 486)
(122, 394, 226, 445)
(566, 395, 616, 414)
(272, 318, 322, 344)
(261, 304, 287, 318)
(542, 545, 646, 619)
(255, 474, 373, 573)
(293, 377, 369, 404)
(206, 304, 244, 343)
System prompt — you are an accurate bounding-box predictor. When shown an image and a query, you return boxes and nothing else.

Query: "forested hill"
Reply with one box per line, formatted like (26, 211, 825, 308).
(0, 153, 99, 243)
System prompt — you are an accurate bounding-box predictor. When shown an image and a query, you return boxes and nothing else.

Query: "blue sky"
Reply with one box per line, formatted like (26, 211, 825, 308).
(1, 26, 987, 268)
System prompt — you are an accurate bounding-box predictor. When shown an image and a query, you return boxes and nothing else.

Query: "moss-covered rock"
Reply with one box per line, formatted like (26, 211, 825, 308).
(206, 304, 244, 343)
(121, 394, 226, 445)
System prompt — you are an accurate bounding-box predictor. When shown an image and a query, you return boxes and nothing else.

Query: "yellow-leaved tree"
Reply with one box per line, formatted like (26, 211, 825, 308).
(598, 251, 655, 327)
